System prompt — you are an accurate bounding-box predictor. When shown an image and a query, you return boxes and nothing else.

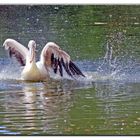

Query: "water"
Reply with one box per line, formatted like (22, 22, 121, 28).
(0, 5, 140, 135)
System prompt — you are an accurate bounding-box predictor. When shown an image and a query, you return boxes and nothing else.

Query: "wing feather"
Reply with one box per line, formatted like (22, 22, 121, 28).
(3, 39, 29, 66)
(40, 42, 85, 78)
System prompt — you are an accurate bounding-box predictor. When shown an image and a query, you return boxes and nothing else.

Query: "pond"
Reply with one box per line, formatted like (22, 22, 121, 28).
(0, 5, 140, 135)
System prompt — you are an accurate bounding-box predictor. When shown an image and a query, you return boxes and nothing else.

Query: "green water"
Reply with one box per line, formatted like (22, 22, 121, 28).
(0, 5, 140, 135)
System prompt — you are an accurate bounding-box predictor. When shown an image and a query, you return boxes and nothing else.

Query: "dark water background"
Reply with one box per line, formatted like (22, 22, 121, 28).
(0, 5, 140, 135)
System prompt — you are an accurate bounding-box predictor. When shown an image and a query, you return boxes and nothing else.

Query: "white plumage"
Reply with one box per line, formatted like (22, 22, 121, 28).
(3, 39, 85, 81)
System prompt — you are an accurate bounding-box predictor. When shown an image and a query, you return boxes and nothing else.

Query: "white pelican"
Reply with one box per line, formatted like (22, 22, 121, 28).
(3, 39, 85, 81)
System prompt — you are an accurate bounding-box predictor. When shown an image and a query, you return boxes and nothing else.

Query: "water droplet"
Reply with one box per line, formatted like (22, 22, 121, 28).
(36, 18, 39, 22)
(122, 123, 125, 126)
(39, 29, 43, 32)
(121, 128, 123, 130)
(54, 6, 59, 10)
(109, 14, 112, 18)
(70, 124, 75, 127)
(137, 118, 140, 120)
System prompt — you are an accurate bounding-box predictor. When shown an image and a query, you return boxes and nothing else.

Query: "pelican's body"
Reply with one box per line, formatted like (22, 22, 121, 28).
(21, 61, 43, 81)
(3, 39, 85, 81)
(20, 40, 48, 81)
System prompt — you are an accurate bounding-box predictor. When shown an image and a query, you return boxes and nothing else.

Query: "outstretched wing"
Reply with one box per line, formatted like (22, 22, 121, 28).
(3, 39, 29, 66)
(40, 42, 85, 78)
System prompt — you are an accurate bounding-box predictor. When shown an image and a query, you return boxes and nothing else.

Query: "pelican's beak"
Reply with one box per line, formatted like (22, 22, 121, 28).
(30, 47, 35, 63)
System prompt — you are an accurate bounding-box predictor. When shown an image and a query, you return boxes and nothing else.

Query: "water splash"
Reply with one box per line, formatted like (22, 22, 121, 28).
(87, 32, 140, 83)
(0, 32, 140, 84)
(0, 59, 21, 80)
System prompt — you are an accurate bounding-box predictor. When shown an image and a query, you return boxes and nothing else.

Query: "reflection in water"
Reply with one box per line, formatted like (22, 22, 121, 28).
(0, 80, 76, 135)
(0, 76, 140, 135)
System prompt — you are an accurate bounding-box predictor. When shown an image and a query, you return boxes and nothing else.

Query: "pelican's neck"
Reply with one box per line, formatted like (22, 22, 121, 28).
(26, 45, 36, 65)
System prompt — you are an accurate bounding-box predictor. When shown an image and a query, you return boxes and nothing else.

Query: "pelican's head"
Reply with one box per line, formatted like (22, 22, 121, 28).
(28, 40, 36, 49)
(28, 40, 36, 64)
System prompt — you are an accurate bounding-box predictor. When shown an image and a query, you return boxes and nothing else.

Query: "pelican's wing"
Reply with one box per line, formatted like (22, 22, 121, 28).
(3, 39, 29, 66)
(40, 42, 85, 78)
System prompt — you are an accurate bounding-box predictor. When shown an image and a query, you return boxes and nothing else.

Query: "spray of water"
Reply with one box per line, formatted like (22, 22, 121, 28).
(0, 32, 139, 84)
(86, 32, 140, 83)
(0, 59, 22, 80)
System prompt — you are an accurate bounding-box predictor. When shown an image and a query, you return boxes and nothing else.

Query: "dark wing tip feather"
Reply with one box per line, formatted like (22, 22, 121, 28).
(69, 61, 85, 77)
(46, 46, 85, 78)
(51, 53, 54, 65)
(51, 56, 85, 78)
(61, 58, 72, 77)
(51, 54, 63, 76)
(58, 59, 63, 77)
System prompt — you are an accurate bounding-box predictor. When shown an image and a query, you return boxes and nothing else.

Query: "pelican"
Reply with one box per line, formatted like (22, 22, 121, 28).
(3, 39, 85, 81)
